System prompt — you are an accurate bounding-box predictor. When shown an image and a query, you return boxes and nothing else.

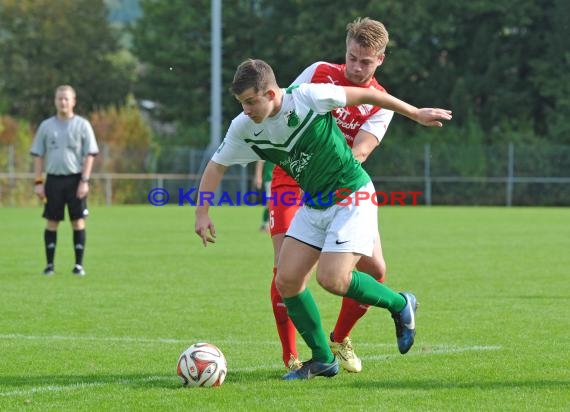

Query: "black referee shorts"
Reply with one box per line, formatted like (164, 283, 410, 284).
(43, 174, 88, 221)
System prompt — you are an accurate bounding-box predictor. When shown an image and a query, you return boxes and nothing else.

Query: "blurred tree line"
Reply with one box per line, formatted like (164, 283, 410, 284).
(0, 0, 136, 123)
(131, 0, 570, 147)
(0, 0, 568, 172)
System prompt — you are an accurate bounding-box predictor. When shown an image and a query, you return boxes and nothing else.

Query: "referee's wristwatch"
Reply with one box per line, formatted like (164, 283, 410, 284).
(80, 176, 90, 183)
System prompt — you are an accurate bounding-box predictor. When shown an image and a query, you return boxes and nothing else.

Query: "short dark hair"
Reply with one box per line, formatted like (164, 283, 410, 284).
(230, 59, 277, 95)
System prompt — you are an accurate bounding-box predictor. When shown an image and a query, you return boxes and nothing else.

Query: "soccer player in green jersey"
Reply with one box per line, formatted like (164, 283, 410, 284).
(195, 59, 452, 380)
(270, 17, 400, 374)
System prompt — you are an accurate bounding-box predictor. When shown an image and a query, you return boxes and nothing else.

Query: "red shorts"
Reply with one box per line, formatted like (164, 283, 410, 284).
(269, 166, 302, 236)
(268, 185, 302, 236)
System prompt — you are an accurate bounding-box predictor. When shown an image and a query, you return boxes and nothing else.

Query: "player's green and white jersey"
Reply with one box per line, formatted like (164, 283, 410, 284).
(30, 115, 99, 175)
(212, 83, 371, 208)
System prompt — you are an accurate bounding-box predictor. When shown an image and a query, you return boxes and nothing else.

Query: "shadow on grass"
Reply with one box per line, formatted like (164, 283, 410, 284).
(1, 370, 568, 393)
(500, 295, 570, 300)
(0, 369, 282, 392)
(347, 378, 570, 390)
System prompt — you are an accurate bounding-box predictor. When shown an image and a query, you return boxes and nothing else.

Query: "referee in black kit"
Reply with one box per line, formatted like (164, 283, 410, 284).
(30, 85, 99, 277)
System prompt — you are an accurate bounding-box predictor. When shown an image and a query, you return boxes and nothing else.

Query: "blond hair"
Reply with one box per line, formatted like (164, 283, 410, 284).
(346, 17, 389, 54)
(55, 84, 76, 97)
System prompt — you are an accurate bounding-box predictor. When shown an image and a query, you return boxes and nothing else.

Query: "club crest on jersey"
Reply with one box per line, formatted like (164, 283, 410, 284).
(358, 104, 374, 115)
(289, 151, 312, 180)
(286, 110, 300, 127)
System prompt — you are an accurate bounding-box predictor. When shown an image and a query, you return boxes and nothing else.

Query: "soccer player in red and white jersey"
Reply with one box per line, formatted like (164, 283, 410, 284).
(268, 17, 394, 373)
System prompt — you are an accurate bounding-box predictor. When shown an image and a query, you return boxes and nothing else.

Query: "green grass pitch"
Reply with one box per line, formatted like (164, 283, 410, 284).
(0, 205, 568, 411)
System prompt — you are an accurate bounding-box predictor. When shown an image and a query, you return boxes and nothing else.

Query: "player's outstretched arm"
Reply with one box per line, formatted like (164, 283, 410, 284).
(343, 87, 452, 127)
(413, 108, 453, 127)
(195, 161, 227, 247)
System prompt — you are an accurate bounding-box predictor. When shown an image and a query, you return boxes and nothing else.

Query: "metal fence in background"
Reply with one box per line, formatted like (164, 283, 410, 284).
(366, 143, 570, 207)
(1, 142, 569, 207)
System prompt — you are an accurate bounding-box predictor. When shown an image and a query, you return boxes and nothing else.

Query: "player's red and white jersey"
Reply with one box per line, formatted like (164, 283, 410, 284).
(293, 62, 393, 147)
(273, 61, 393, 187)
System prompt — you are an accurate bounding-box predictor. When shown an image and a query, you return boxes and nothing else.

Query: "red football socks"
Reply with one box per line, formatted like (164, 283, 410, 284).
(270, 268, 298, 366)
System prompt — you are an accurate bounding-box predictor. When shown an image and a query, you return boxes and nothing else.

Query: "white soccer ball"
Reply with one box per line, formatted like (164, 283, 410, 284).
(177, 343, 227, 387)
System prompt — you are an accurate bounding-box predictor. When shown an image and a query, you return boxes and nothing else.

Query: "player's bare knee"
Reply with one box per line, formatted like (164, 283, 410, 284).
(46, 220, 59, 231)
(356, 259, 387, 281)
(316, 272, 348, 296)
(71, 219, 85, 230)
(274, 274, 286, 295)
(376, 259, 387, 281)
(275, 272, 297, 298)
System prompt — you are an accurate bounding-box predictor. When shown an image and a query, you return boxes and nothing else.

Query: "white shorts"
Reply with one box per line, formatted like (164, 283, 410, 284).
(285, 182, 378, 256)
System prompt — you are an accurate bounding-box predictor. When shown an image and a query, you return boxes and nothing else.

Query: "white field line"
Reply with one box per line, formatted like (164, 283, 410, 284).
(0, 334, 198, 345)
(0, 334, 298, 346)
(0, 334, 501, 398)
(0, 334, 410, 347)
(0, 334, 502, 351)
(0, 376, 171, 398)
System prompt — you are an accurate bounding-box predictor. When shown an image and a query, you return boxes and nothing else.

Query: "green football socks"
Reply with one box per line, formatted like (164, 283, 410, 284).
(345, 270, 406, 313)
(283, 288, 334, 363)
